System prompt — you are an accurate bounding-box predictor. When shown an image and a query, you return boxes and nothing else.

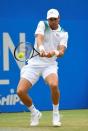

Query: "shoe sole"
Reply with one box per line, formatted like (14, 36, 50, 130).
(53, 122, 62, 127)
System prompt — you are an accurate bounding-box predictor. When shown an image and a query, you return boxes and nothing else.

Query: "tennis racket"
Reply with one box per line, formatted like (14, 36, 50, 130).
(14, 42, 40, 62)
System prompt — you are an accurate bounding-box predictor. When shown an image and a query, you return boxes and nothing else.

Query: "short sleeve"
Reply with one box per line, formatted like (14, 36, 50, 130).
(59, 32, 68, 48)
(35, 21, 45, 36)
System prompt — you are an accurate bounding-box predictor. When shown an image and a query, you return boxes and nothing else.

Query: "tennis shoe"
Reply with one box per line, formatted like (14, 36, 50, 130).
(53, 111, 61, 127)
(30, 110, 42, 126)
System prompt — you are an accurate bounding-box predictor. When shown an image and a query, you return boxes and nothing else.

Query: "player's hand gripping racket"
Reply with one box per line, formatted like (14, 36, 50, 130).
(14, 42, 40, 62)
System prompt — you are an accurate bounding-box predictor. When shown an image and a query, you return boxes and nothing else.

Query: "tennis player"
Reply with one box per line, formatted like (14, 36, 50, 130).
(17, 8, 68, 126)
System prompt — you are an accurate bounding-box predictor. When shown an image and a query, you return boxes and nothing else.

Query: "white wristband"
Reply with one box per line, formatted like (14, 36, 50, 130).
(39, 45, 45, 52)
(54, 50, 60, 56)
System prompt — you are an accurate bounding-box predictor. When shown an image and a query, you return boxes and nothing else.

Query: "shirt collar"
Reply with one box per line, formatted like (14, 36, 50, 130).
(50, 25, 61, 32)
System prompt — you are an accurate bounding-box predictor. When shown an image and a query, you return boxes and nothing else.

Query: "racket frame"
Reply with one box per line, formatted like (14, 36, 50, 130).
(14, 42, 40, 62)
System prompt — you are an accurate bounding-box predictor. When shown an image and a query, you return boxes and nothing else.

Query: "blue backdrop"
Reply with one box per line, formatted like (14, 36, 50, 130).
(0, 0, 88, 112)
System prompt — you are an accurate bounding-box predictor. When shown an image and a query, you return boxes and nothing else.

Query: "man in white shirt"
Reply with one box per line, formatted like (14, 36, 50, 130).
(17, 8, 68, 127)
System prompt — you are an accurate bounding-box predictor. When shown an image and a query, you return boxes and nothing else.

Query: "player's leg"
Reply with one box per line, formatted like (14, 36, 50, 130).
(45, 73, 61, 126)
(17, 78, 32, 107)
(17, 65, 42, 126)
(42, 65, 61, 126)
(45, 73, 60, 105)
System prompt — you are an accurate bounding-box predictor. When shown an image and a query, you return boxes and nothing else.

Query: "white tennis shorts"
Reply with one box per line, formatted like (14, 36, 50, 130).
(21, 64, 58, 85)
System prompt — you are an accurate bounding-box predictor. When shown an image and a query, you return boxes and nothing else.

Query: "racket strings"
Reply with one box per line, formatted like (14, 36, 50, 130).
(14, 42, 40, 62)
(15, 44, 33, 61)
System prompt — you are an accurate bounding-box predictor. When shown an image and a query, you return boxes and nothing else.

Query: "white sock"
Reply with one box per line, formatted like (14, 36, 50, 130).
(53, 104, 59, 112)
(28, 104, 37, 114)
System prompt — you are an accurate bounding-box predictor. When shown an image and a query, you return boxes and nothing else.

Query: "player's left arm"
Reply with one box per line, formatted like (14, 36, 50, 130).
(56, 45, 66, 57)
(46, 32, 68, 58)
(47, 45, 66, 58)
(45, 45, 66, 58)
(56, 32, 68, 57)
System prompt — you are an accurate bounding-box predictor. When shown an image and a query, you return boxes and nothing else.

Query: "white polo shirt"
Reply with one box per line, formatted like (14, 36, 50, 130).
(28, 21, 68, 66)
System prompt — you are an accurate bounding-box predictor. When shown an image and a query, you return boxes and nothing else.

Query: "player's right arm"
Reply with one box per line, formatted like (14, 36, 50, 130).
(36, 34, 45, 57)
(35, 21, 46, 57)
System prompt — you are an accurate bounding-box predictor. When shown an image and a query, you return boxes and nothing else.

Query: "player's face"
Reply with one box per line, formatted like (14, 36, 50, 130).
(48, 17, 59, 30)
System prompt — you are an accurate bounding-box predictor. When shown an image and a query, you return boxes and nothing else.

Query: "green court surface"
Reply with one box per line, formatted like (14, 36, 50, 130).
(0, 109, 88, 131)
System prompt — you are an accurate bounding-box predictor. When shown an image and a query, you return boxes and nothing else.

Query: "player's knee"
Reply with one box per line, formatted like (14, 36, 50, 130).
(17, 87, 25, 97)
(49, 82, 58, 90)
(17, 88, 21, 97)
